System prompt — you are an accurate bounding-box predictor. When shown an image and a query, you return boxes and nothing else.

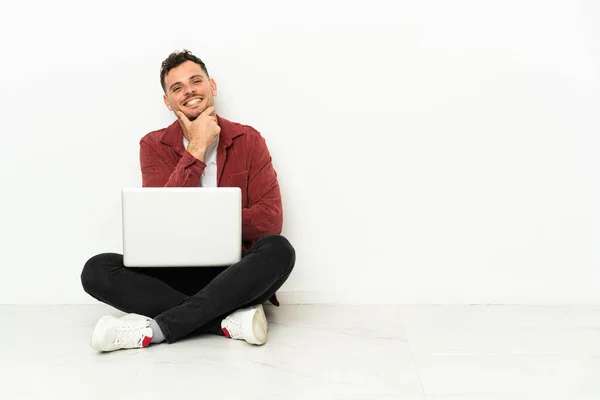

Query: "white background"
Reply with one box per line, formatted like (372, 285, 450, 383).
(0, 0, 598, 304)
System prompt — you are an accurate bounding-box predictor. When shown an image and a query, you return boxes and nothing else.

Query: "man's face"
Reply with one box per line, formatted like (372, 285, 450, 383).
(163, 60, 217, 121)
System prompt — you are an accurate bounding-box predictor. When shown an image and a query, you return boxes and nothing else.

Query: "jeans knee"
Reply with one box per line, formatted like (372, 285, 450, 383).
(262, 235, 296, 274)
(81, 253, 118, 296)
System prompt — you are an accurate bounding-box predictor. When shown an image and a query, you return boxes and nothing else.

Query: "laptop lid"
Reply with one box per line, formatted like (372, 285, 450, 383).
(122, 187, 242, 267)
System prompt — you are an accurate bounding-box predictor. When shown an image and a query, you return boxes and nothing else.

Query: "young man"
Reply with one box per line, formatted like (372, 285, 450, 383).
(81, 50, 295, 352)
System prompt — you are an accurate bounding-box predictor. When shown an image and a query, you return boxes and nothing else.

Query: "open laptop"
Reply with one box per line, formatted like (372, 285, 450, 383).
(122, 187, 242, 267)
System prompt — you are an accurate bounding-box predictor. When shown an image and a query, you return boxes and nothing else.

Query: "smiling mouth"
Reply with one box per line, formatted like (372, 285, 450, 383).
(183, 97, 203, 107)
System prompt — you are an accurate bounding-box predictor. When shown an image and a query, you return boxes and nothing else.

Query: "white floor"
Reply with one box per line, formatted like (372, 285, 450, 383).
(1, 305, 600, 399)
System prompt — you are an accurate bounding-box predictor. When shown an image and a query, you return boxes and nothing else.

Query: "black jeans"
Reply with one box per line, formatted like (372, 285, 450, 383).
(81, 234, 295, 343)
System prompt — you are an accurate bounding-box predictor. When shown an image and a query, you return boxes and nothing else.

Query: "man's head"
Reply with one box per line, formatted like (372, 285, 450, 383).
(161, 50, 217, 121)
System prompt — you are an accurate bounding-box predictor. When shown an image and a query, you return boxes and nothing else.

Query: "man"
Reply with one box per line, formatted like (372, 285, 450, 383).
(81, 50, 295, 352)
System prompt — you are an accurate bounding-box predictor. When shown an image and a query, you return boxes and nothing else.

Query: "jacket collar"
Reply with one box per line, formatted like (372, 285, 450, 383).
(159, 114, 243, 155)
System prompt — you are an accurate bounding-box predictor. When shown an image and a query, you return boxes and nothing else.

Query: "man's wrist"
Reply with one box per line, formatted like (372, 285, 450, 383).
(187, 141, 207, 162)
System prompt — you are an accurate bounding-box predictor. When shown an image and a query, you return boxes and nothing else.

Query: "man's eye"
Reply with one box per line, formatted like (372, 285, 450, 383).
(173, 87, 181, 92)
(193, 80, 202, 84)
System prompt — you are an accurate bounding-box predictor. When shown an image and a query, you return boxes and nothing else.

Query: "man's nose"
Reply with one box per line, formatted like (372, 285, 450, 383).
(183, 85, 196, 96)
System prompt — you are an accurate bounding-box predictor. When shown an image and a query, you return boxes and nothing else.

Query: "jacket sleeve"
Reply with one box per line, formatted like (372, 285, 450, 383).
(242, 131, 283, 241)
(140, 140, 206, 187)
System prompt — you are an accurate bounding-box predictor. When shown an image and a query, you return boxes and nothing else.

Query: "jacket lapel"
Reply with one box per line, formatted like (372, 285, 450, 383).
(216, 139, 229, 186)
(216, 115, 241, 186)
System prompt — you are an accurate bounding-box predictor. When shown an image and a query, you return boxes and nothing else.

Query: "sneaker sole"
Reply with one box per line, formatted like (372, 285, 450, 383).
(247, 304, 268, 345)
(90, 315, 113, 352)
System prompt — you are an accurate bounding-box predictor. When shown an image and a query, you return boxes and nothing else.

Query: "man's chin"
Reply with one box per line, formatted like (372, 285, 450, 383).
(182, 108, 205, 121)
(180, 111, 200, 121)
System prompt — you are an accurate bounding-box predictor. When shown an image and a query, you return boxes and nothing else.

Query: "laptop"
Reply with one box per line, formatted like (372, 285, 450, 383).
(122, 187, 242, 267)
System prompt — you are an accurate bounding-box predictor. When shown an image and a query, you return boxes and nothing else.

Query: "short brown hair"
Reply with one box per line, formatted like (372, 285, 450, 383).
(160, 49, 209, 92)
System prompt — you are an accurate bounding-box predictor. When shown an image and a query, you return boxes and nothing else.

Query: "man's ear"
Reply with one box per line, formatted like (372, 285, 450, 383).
(163, 94, 172, 111)
(210, 78, 218, 96)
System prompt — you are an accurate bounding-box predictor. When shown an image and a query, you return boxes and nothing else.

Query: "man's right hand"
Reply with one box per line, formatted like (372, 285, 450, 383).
(176, 106, 221, 161)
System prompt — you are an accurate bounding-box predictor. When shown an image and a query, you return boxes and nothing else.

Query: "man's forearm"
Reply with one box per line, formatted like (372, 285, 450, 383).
(242, 203, 283, 242)
(140, 141, 206, 187)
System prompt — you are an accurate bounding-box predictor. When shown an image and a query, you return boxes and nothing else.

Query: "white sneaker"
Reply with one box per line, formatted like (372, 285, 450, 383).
(90, 313, 153, 352)
(221, 304, 268, 345)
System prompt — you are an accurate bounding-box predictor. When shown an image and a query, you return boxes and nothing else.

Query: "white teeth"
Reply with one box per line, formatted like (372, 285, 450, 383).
(185, 98, 202, 106)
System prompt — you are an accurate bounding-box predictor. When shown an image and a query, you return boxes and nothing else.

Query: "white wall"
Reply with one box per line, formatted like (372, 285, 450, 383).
(0, 0, 599, 304)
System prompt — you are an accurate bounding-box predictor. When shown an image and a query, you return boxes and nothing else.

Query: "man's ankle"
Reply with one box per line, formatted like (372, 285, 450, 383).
(149, 319, 166, 343)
